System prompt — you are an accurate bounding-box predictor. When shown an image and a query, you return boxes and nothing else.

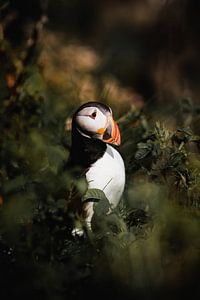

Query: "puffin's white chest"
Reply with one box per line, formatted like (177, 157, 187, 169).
(86, 145, 125, 207)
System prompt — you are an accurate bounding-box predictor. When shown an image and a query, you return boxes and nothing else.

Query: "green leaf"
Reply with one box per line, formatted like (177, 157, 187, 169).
(82, 188, 110, 217)
(82, 188, 108, 203)
(135, 142, 152, 160)
(177, 127, 193, 136)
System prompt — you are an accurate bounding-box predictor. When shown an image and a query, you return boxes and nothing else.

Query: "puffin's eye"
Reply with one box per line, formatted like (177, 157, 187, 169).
(90, 111, 97, 119)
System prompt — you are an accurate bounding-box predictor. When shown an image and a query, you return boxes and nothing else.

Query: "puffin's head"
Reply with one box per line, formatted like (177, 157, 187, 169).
(72, 102, 121, 145)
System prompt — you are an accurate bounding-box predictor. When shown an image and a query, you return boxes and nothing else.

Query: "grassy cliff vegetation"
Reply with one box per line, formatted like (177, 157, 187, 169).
(1, 1, 200, 299)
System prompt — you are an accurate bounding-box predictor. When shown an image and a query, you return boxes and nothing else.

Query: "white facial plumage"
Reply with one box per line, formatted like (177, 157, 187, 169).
(75, 106, 108, 137)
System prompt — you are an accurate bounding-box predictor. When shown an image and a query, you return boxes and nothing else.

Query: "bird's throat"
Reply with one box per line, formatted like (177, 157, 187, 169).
(70, 127, 106, 169)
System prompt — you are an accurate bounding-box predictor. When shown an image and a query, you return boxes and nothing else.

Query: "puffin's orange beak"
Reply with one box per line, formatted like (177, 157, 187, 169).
(101, 117, 121, 146)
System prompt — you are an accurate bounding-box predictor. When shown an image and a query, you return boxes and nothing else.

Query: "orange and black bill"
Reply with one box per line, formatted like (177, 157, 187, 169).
(102, 118, 121, 145)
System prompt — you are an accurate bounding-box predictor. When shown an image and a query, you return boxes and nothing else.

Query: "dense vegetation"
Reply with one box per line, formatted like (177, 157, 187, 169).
(1, 1, 200, 299)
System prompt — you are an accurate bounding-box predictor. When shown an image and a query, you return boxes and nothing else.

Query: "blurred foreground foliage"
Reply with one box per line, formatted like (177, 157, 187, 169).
(1, 3, 200, 300)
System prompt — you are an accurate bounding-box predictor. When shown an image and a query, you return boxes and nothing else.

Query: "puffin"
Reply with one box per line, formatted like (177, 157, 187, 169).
(68, 101, 125, 234)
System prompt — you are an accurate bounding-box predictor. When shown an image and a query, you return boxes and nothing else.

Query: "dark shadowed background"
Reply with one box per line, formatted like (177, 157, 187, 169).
(1, 1, 200, 300)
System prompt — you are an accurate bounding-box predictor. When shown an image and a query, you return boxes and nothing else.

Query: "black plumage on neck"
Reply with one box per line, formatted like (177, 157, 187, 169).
(69, 124, 106, 169)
